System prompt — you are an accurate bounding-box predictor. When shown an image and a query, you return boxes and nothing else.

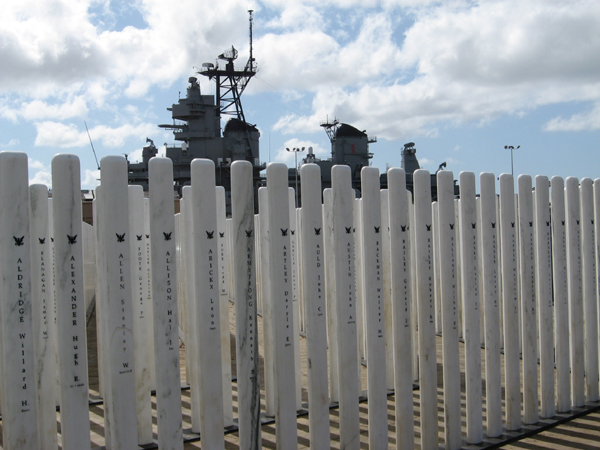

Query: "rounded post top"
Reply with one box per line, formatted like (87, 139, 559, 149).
(387, 167, 405, 176)
(480, 172, 495, 183)
(459, 171, 475, 183)
(266, 161, 287, 175)
(128, 184, 143, 194)
(0, 150, 27, 163)
(331, 164, 351, 177)
(100, 154, 126, 166)
(30, 183, 49, 192)
(51, 153, 80, 165)
(231, 159, 252, 169)
(191, 158, 216, 184)
(360, 166, 379, 178)
(300, 162, 320, 178)
(517, 173, 532, 183)
(565, 176, 579, 188)
(148, 156, 172, 169)
(437, 169, 453, 183)
(191, 158, 215, 170)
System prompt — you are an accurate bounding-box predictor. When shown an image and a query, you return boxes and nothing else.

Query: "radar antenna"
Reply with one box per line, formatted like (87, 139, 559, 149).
(199, 10, 257, 123)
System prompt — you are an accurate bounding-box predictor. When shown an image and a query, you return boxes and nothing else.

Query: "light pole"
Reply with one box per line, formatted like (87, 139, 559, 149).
(504, 145, 520, 177)
(286, 147, 305, 207)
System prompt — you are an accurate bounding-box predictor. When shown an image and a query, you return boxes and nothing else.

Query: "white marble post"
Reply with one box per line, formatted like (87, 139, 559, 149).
(190, 159, 225, 449)
(534, 176, 555, 418)
(216, 186, 234, 427)
(413, 169, 439, 450)
(143, 197, 156, 391)
(179, 192, 194, 390)
(258, 186, 275, 417)
(149, 157, 183, 450)
(93, 186, 107, 404)
(127, 184, 154, 445)
(499, 174, 521, 430)
(380, 189, 394, 391)
(495, 194, 503, 351)
(331, 165, 360, 449)
(299, 164, 330, 450)
(551, 176, 570, 413)
(436, 170, 461, 450)
(594, 179, 600, 400)
(454, 198, 463, 341)
(47, 197, 60, 408)
(359, 167, 388, 449)
(288, 188, 302, 410)
(323, 188, 339, 403)
(354, 197, 365, 365)
(255, 212, 262, 315)
(388, 168, 414, 450)
(296, 208, 305, 334)
(51, 154, 91, 450)
(476, 197, 485, 347)
(514, 193, 522, 356)
(432, 201, 442, 336)
(30, 183, 58, 450)
(230, 160, 261, 450)
(180, 187, 201, 433)
(479, 172, 502, 437)
(82, 222, 96, 314)
(580, 178, 598, 402)
(566, 176, 585, 408)
(98, 155, 138, 449)
(517, 175, 538, 424)
(0, 152, 40, 450)
(409, 195, 419, 384)
(266, 163, 298, 449)
(459, 171, 483, 444)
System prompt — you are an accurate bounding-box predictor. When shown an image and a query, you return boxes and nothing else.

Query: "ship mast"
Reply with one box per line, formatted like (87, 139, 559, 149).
(199, 10, 257, 125)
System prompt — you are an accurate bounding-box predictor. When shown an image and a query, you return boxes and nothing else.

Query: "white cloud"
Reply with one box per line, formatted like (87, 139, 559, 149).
(34, 122, 87, 148)
(34, 121, 157, 148)
(28, 157, 51, 186)
(269, 1, 600, 140)
(29, 169, 52, 186)
(1, 138, 20, 148)
(543, 103, 600, 132)
(18, 97, 89, 121)
(28, 157, 46, 170)
(82, 169, 101, 188)
(264, 3, 325, 31)
(127, 147, 144, 164)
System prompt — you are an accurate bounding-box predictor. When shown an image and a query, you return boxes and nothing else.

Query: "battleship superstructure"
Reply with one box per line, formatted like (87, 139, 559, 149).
(299, 119, 376, 192)
(127, 11, 452, 207)
(298, 123, 450, 201)
(127, 11, 264, 210)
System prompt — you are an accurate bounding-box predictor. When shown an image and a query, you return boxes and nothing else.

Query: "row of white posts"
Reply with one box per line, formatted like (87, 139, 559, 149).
(1, 150, 600, 449)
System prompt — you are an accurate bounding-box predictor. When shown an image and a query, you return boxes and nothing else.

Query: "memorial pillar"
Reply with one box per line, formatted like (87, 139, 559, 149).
(231, 161, 261, 450)
(299, 164, 330, 450)
(52, 154, 91, 450)
(149, 157, 183, 450)
(388, 168, 414, 450)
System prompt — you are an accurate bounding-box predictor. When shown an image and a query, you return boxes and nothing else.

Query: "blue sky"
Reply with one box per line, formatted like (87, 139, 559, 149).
(1, 0, 599, 189)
